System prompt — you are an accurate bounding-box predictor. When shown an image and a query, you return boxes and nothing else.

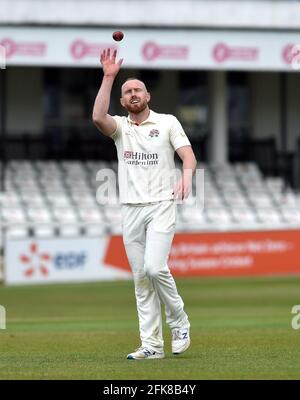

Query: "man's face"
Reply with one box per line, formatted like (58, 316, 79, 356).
(120, 80, 150, 114)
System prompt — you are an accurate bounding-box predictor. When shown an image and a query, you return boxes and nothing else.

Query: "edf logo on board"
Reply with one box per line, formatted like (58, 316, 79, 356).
(54, 252, 86, 269)
(19, 242, 87, 278)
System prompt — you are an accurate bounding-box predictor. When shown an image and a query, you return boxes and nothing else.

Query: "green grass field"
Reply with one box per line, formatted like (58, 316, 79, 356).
(0, 276, 300, 380)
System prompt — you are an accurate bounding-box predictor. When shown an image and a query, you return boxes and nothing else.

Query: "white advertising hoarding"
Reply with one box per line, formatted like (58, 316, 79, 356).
(0, 26, 299, 71)
(5, 236, 131, 285)
(5, 229, 300, 285)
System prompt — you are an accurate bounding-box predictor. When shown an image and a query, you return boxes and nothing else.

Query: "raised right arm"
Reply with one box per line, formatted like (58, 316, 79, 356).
(92, 49, 123, 137)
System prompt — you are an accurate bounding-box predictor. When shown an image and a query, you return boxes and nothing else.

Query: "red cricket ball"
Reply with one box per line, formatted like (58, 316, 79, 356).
(112, 31, 124, 42)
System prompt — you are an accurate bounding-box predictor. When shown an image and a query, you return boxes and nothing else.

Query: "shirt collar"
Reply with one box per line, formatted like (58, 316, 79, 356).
(127, 110, 157, 126)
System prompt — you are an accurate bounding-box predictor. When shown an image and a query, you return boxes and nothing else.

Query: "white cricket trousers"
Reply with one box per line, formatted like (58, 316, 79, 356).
(121, 199, 189, 352)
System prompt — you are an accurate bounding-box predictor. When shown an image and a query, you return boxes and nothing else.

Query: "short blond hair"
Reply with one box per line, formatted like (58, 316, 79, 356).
(121, 78, 148, 95)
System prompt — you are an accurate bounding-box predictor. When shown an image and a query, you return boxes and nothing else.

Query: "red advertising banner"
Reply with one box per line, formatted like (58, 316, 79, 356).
(104, 230, 300, 277)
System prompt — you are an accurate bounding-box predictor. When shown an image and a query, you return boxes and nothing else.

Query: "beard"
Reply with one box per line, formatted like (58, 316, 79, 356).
(125, 99, 149, 114)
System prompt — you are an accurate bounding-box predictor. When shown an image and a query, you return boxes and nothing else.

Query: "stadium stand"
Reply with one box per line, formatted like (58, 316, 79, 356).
(1, 159, 300, 254)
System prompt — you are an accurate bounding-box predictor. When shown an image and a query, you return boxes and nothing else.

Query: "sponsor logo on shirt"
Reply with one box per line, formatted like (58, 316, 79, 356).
(149, 129, 160, 138)
(123, 151, 159, 166)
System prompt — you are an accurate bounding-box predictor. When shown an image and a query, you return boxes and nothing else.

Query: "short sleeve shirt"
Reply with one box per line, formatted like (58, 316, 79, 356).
(111, 110, 191, 204)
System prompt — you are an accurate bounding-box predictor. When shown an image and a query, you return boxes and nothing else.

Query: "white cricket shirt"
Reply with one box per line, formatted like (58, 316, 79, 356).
(111, 110, 191, 204)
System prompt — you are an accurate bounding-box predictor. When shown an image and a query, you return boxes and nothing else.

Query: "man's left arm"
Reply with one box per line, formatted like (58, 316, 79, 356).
(174, 145, 197, 200)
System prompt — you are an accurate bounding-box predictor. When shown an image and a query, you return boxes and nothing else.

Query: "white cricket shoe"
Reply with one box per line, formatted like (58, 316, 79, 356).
(127, 347, 165, 360)
(172, 326, 190, 355)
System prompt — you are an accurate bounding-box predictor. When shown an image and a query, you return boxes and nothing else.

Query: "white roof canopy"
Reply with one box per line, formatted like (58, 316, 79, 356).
(1, 0, 300, 30)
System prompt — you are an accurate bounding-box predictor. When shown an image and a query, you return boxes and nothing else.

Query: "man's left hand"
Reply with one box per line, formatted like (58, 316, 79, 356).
(173, 177, 191, 200)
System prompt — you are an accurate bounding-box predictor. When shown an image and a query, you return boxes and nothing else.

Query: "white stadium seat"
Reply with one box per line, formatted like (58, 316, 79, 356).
(256, 208, 283, 225)
(231, 207, 258, 225)
(281, 208, 300, 225)
(223, 192, 249, 207)
(273, 192, 297, 208)
(104, 206, 122, 234)
(248, 193, 273, 207)
(1, 206, 28, 238)
(78, 207, 106, 235)
(180, 205, 206, 224)
(205, 207, 233, 226)
(204, 194, 223, 208)
(13, 177, 40, 191)
(2, 207, 27, 224)
(71, 192, 96, 206)
(216, 179, 241, 191)
(27, 207, 55, 237)
(46, 193, 71, 207)
(0, 192, 21, 207)
(104, 206, 122, 223)
(266, 177, 285, 193)
(20, 191, 45, 207)
(78, 207, 104, 223)
(234, 162, 261, 179)
(52, 207, 80, 236)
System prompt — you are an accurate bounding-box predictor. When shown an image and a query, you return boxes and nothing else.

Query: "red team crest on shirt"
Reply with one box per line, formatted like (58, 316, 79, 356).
(124, 151, 133, 159)
(149, 129, 160, 138)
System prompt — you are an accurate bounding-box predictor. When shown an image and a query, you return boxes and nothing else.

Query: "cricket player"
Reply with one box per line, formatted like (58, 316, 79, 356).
(92, 49, 197, 360)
